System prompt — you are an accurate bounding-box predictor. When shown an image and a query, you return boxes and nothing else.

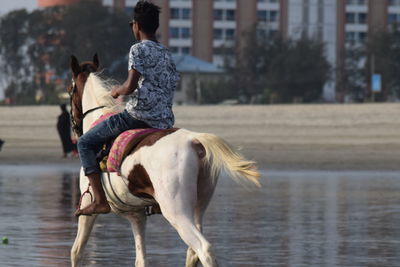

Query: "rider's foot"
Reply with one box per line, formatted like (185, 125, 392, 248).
(75, 202, 111, 217)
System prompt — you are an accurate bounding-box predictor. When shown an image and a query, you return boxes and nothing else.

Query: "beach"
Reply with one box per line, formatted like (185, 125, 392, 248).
(2, 104, 400, 267)
(1, 104, 400, 170)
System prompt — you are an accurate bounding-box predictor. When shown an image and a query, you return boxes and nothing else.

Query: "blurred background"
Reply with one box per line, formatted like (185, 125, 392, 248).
(1, 0, 400, 105)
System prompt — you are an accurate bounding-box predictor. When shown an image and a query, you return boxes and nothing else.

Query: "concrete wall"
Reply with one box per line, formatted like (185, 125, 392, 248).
(192, 0, 213, 62)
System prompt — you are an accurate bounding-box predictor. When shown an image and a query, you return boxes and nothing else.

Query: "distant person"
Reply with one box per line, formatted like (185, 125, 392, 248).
(0, 139, 4, 151)
(57, 104, 75, 158)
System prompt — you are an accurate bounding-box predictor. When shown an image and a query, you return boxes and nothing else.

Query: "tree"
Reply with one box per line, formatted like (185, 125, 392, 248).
(221, 27, 331, 104)
(0, 9, 31, 103)
(366, 26, 400, 100)
(263, 36, 331, 103)
(0, 0, 132, 104)
(342, 44, 367, 102)
(222, 26, 268, 104)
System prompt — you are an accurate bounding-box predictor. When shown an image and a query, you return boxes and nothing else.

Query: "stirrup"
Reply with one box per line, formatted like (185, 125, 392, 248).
(76, 184, 93, 211)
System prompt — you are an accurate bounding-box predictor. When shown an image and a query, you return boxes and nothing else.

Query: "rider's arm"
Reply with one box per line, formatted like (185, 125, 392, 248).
(111, 69, 141, 98)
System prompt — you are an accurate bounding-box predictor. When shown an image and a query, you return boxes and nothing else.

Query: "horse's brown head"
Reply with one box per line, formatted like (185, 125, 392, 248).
(68, 54, 100, 136)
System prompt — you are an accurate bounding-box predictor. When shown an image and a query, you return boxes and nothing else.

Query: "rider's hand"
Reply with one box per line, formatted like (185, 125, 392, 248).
(111, 86, 120, 99)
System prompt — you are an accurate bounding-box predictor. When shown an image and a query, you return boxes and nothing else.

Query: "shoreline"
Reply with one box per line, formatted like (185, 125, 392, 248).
(1, 142, 400, 171)
(1, 104, 400, 171)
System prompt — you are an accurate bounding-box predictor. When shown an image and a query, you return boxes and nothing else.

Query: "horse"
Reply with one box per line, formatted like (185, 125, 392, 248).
(68, 54, 261, 267)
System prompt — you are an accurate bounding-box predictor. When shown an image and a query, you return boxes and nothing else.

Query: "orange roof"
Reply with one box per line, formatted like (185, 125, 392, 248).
(38, 0, 80, 8)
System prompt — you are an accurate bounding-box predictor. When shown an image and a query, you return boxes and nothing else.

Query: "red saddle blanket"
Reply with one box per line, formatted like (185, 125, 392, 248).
(91, 113, 161, 173)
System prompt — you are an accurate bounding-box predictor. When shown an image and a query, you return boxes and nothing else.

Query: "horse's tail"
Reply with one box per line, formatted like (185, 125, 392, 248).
(192, 132, 261, 188)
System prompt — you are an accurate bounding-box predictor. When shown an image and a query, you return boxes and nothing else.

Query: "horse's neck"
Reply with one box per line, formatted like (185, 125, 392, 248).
(82, 89, 104, 134)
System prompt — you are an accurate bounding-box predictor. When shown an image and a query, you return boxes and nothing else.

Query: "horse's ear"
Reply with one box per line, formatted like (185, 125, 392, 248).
(93, 53, 99, 69)
(70, 55, 81, 76)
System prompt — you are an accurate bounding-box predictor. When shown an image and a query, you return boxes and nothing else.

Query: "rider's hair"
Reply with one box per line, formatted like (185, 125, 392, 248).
(133, 1, 160, 34)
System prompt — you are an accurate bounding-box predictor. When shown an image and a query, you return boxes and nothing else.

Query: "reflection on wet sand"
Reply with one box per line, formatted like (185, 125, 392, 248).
(37, 172, 79, 266)
(1, 166, 400, 266)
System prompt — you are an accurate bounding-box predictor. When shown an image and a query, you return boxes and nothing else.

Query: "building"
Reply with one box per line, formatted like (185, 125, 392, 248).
(38, 0, 80, 7)
(40, 0, 400, 102)
(172, 54, 224, 104)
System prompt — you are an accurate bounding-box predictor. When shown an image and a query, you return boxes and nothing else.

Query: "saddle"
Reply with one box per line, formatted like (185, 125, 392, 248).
(91, 113, 161, 173)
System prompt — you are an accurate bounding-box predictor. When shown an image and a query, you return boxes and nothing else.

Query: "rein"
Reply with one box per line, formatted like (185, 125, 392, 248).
(68, 78, 105, 137)
(82, 106, 106, 120)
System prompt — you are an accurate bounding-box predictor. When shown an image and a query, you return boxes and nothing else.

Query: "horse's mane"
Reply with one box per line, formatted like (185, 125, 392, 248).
(85, 73, 124, 113)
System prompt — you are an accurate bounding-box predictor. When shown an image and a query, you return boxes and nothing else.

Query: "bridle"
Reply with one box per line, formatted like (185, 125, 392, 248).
(68, 77, 105, 137)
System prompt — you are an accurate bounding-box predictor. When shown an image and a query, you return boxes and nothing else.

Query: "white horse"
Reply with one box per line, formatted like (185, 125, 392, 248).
(69, 55, 261, 267)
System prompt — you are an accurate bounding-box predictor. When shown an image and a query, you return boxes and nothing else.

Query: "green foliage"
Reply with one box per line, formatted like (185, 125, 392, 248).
(0, 0, 132, 104)
(0, 9, 32, 103)
(342, 45, 367, 102)
(366, 27, 400, 100)
(222, 28, 268, 104)
(264, 36, 331, 103)
(221, 27, 331, 104)
(200, 78, 238, 104)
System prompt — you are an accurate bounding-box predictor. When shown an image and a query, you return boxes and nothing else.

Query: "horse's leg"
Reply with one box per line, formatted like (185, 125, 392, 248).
(71, 214, 98, 267)
(123, 209, 148, 267)
(185, 170, 217, 267)
(161, 206, 217, 267)
(154, 172, 217, 267)
(184, 211, 202, 267)
(71, 170, 98, 267)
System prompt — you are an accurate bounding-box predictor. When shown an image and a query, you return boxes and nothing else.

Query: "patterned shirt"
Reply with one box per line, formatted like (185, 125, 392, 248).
(125, 40, 179, 129)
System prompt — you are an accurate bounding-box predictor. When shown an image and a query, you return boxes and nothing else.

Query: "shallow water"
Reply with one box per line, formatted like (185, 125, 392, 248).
(1, 165, 400, 267)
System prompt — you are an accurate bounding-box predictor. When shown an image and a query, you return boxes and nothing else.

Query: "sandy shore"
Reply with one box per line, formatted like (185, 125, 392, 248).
(1, 104, 400, 170)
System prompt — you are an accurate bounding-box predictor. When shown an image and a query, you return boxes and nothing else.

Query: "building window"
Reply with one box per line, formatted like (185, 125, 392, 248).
(389, 0, 400, 6)
(214, 9, 224, 21)
(214, 28, 223, 40)
(226, 9, 235, 21)
(345, 31, 367, 43)
(170, 27, 179, 38)
(358, 13, 367, 24)
(171, 8, 191, 20)
(346, 12, 367, 24)
(170, 27, 191, 39)
(389, 14, 397, 23)
(346, 12, 355, 24)
(359, 32, 367, 42)
(171, 8, 180, 19)
(258, 10, 278, 22)
(257, 10, 267, 22)
(346, 32, 356, 42)
(182, 47, 191, 54)
(182, 8, 191, 20)
(226, 29, 235, 40)
(181, 27, 191, 38)
(388, 13, 400, 24)
(214, 9, 235, 21)
(269, 10, 278, 22)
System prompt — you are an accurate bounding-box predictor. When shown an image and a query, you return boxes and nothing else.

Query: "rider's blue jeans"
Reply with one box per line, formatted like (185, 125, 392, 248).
(77, 110, 149, 175)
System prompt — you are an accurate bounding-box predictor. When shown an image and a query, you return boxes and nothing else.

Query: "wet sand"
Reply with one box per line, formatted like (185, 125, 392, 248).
(1, 166, 400, 266)
(1, 104, 400, 170)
